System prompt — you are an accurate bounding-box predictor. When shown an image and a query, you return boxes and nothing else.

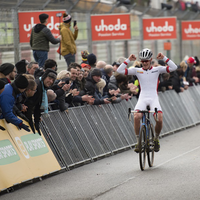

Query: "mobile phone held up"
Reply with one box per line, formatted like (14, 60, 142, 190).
(73, 20, 77, 27)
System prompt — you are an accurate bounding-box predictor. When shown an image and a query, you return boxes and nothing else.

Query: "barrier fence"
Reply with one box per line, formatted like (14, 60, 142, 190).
(40, 85, 200, 170)
(1, 85, 200, 192)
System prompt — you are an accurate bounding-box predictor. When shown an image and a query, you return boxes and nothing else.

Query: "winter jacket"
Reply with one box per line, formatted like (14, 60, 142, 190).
(84, 75, 105, 105)
(30, 24, 60, 52)
(60, 23, 78, 56)
(0, 83, 22, 126)
(24, 79, 43, 132)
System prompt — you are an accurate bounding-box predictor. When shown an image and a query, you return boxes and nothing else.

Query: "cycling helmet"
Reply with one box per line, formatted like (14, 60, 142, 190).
(139, 48, 153, 60)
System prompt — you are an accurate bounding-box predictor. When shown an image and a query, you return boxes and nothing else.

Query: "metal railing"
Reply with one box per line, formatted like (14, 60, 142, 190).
(40, 85, 200, 169)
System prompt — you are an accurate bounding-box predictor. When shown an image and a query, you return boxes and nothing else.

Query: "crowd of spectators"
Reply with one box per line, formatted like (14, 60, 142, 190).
(0, 49, 198, 136)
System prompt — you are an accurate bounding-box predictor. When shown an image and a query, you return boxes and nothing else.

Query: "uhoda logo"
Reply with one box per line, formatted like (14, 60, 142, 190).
(95, 19, 127, 32)
(146, 21, 174, 32)
(23, 16, 60, 32)
(184, 24, 200, 34)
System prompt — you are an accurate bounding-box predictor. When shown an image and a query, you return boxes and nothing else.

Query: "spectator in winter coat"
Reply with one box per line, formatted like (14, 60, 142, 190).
(60, 13, 78, 67)
(84, 68, 110, 105)
(24, 69, 57, 135)
(170, 68, 185, 93)
(0, 75, 30, 132)
(30, 13, 61, 67)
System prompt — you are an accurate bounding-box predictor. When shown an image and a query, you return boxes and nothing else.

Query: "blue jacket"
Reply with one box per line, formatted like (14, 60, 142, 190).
(0, 83, 22, 126)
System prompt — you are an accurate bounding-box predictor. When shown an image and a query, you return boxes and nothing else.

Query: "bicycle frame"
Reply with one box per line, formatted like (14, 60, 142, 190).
(141, 112, 151, 141)
(128, 107, 157, 170)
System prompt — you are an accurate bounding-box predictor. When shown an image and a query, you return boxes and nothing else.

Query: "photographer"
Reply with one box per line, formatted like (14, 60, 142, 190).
(60, 13, 78, 67)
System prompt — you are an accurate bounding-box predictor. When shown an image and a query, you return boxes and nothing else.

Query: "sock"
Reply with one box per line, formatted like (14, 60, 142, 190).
(136, 135, 139, 143)
(155, 134, 159, 140)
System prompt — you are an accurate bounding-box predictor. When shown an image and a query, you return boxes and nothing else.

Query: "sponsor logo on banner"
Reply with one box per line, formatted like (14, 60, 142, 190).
(182, 21, 200, 40)
(0, 139, 20, 165)
(15, 134, 49, 158)
(91, 14, 131, 41)
(143, 17, 177, 40)
(21, 134, 49, 157)
(18, 10, 65, 43)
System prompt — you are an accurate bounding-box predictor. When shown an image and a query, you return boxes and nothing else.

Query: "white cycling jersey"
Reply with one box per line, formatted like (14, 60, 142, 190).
(117, 56, 177, 111)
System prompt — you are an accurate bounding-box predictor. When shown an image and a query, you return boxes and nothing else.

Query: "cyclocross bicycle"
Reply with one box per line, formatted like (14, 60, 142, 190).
(128, 106, 158, 171)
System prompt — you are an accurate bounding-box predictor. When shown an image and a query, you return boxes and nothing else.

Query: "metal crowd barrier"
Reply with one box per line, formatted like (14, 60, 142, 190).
(40, 85, 200, 169)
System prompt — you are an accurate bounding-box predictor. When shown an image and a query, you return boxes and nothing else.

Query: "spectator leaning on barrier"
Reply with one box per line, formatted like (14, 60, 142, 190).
(101, 64, 114, 97)
(60, 13, 78, 67)
(170, 68, 185, 93)
(15, 74, 37, 113)
(24, 69, 57, 135)
(30, 13, 61, 68)
(66, 65, 94, 106)
(0, 63, 16, 84)
(84, 68, 110, 105)
(0, 75, 30, 132)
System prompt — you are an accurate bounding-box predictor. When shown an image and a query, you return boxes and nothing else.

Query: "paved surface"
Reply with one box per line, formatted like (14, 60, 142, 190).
(1, 126, 200, 200)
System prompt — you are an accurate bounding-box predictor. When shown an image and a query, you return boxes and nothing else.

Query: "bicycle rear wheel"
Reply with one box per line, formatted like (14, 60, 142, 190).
(147, 124, 155, 167)
(139, 125, 146, 171)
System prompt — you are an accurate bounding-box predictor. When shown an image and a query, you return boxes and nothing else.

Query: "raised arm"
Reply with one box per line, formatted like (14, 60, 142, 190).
(157, 52, 177, 72)
(117, 54, 136, 75)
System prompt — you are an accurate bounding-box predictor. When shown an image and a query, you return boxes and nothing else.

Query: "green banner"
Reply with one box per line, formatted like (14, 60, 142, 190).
(0, 139, 20, 165)
(20, 134, 49, 157)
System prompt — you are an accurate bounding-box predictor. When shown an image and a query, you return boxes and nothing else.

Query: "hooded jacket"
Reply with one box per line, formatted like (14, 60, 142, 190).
(60, 23, 78, 56)
(30, 24, 60, 52)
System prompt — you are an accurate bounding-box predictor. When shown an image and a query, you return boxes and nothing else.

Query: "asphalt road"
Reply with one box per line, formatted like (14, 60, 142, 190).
(1, 125, 200, 200)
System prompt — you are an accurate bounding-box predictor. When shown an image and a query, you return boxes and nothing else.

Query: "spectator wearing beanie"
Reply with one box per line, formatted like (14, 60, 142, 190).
(84, 68, 110, 105)
(30, 13, 61, 68)
(81, 50, 89, 64)
(15, 59, 29, 77)
(87, 53, 97, 69)
(24, 69, 57, 135)
(60, 13, 78, 67)
(0, 75, 30, 132)
(0, 63, 16, 83)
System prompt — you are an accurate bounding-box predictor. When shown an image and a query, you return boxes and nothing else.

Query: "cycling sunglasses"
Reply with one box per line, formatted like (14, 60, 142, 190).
(141, 60, 150, 63)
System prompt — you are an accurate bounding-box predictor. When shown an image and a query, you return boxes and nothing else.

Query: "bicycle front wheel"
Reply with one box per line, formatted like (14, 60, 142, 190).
(139, 125, 146, 171)
(147, 124, 155, 167)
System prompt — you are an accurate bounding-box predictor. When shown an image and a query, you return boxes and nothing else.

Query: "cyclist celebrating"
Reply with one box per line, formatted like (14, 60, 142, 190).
(117, 48, 177, 152)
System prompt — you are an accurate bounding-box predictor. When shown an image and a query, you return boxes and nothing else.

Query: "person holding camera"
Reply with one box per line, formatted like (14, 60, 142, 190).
(60, 13, 78, 67)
